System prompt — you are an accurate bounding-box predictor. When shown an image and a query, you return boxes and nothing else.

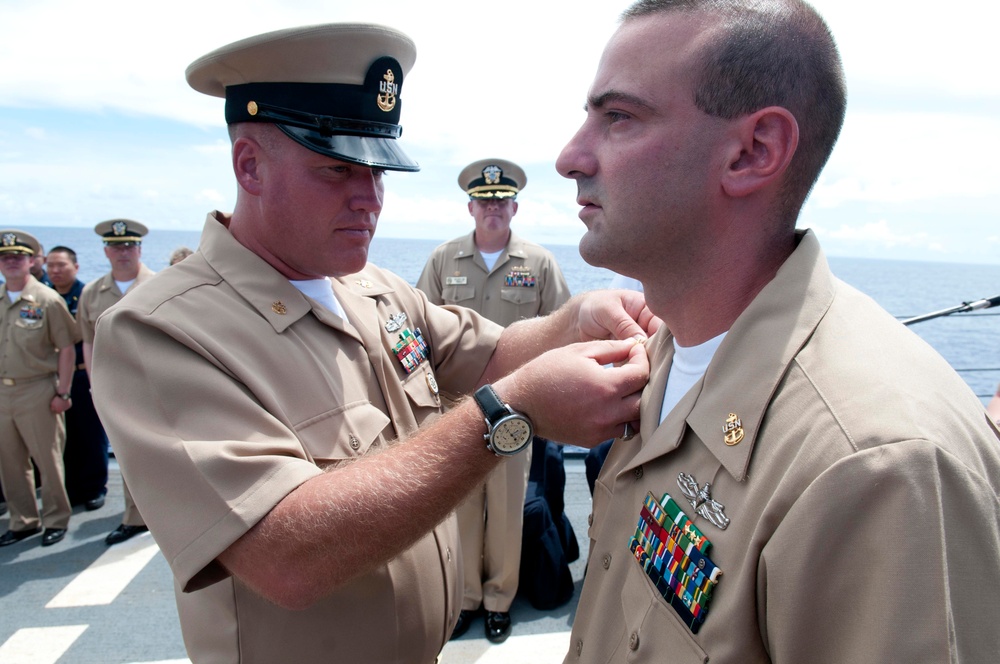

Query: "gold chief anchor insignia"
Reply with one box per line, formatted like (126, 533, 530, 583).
(377, 69, 398, 112)
(678, 472, 730, 530)
(723, 412, 744, 446)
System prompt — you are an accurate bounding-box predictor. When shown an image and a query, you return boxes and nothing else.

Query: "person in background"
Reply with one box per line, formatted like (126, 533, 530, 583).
(556, 1, 1000, 661)
(77, 220, 156, 545)
(169, 246, 193, 266)
(417, 158, 571, 643)
(0, 230, 79, 547)
(90, 24, 652, 663)
(45, 246, 108, 511)
(30, 243, 53, 288)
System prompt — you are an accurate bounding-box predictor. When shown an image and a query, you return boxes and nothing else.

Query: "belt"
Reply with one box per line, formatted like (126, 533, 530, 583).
(0, 374, 53, 387)
(76, 363, 87, 371)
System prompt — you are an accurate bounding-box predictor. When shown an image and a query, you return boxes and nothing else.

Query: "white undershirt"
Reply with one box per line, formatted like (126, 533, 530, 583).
(659, 331, 727, 424)
(6, 290, 21, 302)
(115, 278, 136, 294)
(290, 277, 348, 321)
(479, 249, 503, 271)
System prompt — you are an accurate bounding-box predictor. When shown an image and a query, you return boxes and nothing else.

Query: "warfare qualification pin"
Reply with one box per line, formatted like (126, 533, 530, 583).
(723, 412, 744, 446)
(678, 472, 730, 530)
(384, 312, 407, 333)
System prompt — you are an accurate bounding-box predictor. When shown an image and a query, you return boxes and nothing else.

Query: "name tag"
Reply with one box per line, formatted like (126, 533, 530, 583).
(445, 276, 468, 285)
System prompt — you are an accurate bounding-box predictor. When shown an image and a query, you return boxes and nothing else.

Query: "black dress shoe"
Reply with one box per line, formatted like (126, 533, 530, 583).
(450, 609, 479, 641)
(105, 524, 148, 546)
(485, 611, 512, 644)
(0, 527, 41, 547)
(84, 495, 106, 511)
(41, 528, 67, 546)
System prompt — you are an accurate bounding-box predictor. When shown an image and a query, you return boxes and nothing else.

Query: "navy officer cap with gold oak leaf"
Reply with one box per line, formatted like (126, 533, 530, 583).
(459, 158, 527, 200)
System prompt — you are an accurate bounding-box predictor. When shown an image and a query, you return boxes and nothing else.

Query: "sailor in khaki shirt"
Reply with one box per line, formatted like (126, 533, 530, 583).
(91, 24, 654, 664)
(417, 159, 571, 643)
(556, 1, 1000, 662)
(0, 229, 79, 548)
(77, 219, 156, 546)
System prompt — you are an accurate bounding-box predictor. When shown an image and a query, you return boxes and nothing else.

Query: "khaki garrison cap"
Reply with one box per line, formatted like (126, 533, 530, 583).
(459, 159, 527, 199)
(95, 219, 149, 245)
(0, 229, 41, 256)
(186, 23, 419, 172)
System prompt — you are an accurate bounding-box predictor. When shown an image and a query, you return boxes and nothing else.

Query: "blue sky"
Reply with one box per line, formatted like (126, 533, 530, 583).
(1, 0, 998, 264)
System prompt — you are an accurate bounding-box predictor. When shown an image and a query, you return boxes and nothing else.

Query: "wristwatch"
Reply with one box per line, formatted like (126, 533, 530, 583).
(57, 392, 71, 400)
(473, 384, 533, 456)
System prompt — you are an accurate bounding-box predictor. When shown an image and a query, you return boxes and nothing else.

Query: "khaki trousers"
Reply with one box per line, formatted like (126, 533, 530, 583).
(0, 377, 71, 531)
(457, 446, 531, 612)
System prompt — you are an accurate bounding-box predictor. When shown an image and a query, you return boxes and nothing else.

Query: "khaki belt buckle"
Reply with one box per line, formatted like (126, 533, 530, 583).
(1, 378, 15, 386)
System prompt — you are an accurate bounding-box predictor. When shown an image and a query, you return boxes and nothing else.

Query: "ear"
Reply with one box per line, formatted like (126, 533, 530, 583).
(721, 107, 798, 199)
(233, 136, 264, 196)
(511, 201, 519, 216)
(467, 201, 475, 217)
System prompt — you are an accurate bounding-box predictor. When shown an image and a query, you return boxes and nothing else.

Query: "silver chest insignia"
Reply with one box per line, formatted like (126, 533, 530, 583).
(677, 472, 730, 530)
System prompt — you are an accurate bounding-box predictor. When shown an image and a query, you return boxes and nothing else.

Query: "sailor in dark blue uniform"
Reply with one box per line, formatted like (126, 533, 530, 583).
(45, 246, 108, 510)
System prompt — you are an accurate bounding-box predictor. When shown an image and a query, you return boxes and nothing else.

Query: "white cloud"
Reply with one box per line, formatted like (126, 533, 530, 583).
(818, 219, 945, 252)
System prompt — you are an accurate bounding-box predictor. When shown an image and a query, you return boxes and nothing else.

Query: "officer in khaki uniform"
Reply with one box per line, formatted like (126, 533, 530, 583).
(0, 230, 79, 547)
(90, 24, 653, 664)
(77, 219, 156, 545)
(417, 159, 571, 643)
(557, 1, 1000, 662)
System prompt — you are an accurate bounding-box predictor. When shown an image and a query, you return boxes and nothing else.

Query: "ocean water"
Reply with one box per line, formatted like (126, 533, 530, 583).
(22, 225, 1000, 402)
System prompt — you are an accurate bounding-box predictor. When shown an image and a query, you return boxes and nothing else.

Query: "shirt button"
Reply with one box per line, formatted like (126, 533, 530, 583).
(446, 547, 452, 562)
(634, 466, 644, 480)
(349, 434, 361, 450)
(628, 632, 640, 651)
(602, 554, 611, 570)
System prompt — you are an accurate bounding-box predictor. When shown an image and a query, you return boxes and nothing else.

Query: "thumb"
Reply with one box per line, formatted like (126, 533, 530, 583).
(585, 337, 646, 367)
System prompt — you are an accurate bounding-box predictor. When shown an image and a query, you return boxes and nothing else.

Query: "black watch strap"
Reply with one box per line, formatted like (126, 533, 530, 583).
(473, 384, 508, 424)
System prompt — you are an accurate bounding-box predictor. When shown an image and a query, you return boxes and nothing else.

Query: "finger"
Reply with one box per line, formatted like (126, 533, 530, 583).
(582, 337, 645, 366)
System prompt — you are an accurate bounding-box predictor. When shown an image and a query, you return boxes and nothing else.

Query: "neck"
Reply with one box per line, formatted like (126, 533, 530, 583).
(4, 276, 28, 291)
(474, 229, 510, 254)
(112, 266, 140, 282)
(54, 282, 75, 295)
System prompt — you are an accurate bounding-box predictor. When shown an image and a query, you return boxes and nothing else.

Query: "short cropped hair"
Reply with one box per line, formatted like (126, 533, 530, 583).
(622, 0, 847, 221)
(47, 245, 78, 263)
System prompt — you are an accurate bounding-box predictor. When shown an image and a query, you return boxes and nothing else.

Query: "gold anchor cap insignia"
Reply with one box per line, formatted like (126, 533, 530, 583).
(271, 301, 287, 315)
(723, 412, 744, 446)
(377, 68, 398, 112)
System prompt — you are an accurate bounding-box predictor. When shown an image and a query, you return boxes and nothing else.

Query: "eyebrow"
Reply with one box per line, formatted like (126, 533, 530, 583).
(585, 90, 655, 113)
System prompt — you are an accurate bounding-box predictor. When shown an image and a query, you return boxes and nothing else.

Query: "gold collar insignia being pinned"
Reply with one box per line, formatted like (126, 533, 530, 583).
(723, 412, 744, 446)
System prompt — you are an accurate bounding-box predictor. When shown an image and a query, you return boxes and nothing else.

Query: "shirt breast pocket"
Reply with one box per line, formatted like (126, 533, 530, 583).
(500, 287, 538, 306)
(442, 284, 475, 305)
(14, 317, 44, 330)
(295, 400, 391, 465)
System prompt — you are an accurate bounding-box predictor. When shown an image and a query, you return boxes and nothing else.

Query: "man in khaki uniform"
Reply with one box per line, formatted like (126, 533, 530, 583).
(417, 159, 571, 642)
(91, 24, 653, 664)
(557, 1, 1000, 662)
(0, 230, 79, 547)
(77, 219, 156, 545)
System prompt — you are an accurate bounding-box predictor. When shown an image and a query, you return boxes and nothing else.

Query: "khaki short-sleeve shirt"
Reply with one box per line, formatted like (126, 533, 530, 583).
(569, 231, 1000, 663)
(0, 277, 79, 378)
(416, 231, 570, 327)
(77, 264, 156, 345)
(92, 213, 503, 664)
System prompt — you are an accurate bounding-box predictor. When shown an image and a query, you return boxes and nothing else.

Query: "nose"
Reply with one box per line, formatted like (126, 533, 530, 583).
(350, 169, 384, 214)
(556, 123, 597, 181)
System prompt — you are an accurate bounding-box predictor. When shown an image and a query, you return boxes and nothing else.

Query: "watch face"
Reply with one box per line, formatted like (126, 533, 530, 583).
(492, 416, 532, 454)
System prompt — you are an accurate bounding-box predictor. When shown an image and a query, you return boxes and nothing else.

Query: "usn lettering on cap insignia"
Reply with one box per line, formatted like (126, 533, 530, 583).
(677, 472, 730, 530)
(723, 412, 744, 446)
(384, 312, 407, 333)
(271, 301, 287, 315)
(377, 68, 398, 112)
